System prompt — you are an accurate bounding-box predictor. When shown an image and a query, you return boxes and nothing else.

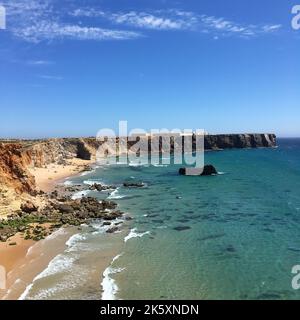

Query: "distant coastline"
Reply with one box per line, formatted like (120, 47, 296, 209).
(0, 133, 277, 300)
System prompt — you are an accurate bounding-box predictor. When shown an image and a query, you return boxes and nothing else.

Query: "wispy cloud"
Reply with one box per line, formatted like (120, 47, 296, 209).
(37, 74, 63, 80)
(199, 14, 282, 37)
(71, 8, 197, 31)
(72, 7, 282, 38)
(3, 0, 142, 43)
(27, 60, 54, 65)
(15, 22, 141, 43)
(3, 1, 282, 43)
(109, 11, 195, 30)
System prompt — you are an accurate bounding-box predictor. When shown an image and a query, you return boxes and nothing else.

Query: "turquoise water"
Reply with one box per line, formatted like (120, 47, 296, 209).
(24, 138, 300, 300)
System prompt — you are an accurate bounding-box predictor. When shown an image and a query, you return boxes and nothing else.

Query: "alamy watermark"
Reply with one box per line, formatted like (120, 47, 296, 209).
(0, 5, 6, 30)
(96, 121, 204, 169)
(292, 5, 300, 30)
(0, 265, 6, 290)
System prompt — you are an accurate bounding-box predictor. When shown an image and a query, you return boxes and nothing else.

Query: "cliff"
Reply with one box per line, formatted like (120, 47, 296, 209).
(204, 134, 276, 150)
(0, 133, 276, 195)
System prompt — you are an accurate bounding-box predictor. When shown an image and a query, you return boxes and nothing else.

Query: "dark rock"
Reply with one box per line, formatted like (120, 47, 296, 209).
(225, 245, 236, 253)
(106, 227, 119, 234)
(123, 182, 145, 188)
(103, 211, 123, 220)
(56, 204, 74, 214)
(89, 183, 115, 192)
(20, 201, 39, 213)
(201, 165, 218, 176)
(179, 165, 217, 176)
(173, 226, 191, 231)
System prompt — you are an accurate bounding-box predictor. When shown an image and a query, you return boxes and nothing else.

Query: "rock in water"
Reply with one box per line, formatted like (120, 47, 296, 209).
(201, 165, 218, 176)
(179, 165, 217, 176)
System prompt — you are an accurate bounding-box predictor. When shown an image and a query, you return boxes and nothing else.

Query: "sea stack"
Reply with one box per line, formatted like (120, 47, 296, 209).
(179, 165, 218, 176)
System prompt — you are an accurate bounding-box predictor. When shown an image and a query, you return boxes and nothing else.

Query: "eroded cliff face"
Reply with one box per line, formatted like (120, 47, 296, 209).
(0, 133, 276, 196)
(0, 143, 36, 194)
(204, 134, 277, 150)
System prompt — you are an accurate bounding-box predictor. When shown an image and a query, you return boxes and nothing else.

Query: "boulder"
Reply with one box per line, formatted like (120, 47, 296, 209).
(20, 201, 39, 213)
(179, 165, 217, 176)
(89, 183, 115, 192)
(106, 227, 119, 234)
(123, 182, 145, 188)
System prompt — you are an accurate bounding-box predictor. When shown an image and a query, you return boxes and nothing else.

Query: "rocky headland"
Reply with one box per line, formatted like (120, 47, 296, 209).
(0, 133, 276, 243)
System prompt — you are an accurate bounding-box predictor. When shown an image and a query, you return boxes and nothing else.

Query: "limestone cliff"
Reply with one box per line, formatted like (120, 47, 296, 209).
(0, 143, 36, 194)
(0, 133, 276, 196)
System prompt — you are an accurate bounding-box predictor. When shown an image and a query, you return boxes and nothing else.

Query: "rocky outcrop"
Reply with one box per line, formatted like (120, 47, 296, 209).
(179, 165, 218, 176)
(0, 133, 276, 195)
(204, 134, 276, 150)
(0, 143, 36, 194)
(0, 196, 123, 242)
(123, 182, 145, 188)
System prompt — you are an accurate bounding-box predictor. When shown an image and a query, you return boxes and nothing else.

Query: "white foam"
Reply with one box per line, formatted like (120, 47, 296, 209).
(218, 172, 226, 175)
(18, 252, 76, 300)
(124, 228, 151, 243)
(129, 163, 149, 167)
(66, 233, 87, 248)
(101, 254, 124, 300)
(36, 255, 76, 281)
(108, 188, 126, 200)
(63, 180, 73, 186)
(83, 179, 104, 186)
(71, 189, 90, 200)
(19, 283, 34, 300)
(80, 169, 95, 177)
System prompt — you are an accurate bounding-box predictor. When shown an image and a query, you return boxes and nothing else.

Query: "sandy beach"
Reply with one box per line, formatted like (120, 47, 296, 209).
(28, 158, 94, 192)
(0, 227, 77, 300)
(0, 158, 93, 300)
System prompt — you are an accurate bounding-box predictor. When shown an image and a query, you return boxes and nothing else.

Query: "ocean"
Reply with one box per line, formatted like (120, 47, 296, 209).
(21, 138, 300, 300)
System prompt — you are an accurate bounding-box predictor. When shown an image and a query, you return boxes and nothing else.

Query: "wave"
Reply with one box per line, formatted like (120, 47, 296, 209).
(83, 179, 104, 186)
(152, 164, 168, 167)
(124, 228, 151, 243)
(71, 190, 90, 200)
(129, 163, 149, 167)
(101, 254, 124, 300)
(63, 180, 73, 186)
(108, 188, 126, 200)
(18, 253, 77, 300)
(65, 233, 87, 248)
(218, 172, 226, 175)
(80, 169, 96, 177)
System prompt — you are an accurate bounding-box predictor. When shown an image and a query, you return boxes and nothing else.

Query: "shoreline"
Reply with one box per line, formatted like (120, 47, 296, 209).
(0, 159, 106, 300)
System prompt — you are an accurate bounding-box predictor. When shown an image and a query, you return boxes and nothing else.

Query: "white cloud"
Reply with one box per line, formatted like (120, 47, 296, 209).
(199, 15, 282, 37)
(3, 0, 142, 43)
(72, 7, 282, 38)
(262, 24, 282, 32)
(37, 74, 63, 80)
(13, 21, 141, 43)
(110, 11, 192, 30)
(2, 1, 282, 42)
(27, 60, 53, 65)
(72, 8, 105, 18)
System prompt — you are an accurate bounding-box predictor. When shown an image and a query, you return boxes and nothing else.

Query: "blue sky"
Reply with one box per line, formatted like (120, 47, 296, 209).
(0, 0, 299, 138)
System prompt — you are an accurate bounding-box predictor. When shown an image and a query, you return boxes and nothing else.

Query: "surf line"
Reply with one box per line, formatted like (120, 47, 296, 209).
(100, 304, 135, 318)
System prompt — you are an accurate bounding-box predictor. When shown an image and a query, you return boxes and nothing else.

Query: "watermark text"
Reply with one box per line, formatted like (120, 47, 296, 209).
(0, 5, 6, 30)
(292, 5, 300, 30)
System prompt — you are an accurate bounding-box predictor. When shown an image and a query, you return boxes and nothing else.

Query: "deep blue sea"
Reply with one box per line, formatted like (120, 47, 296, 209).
(23, 138, 300, 300)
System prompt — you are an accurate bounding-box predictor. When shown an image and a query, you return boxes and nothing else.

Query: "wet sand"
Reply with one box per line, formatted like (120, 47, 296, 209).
(0, 227, 77, 300)
(0, 159, 93, 300)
